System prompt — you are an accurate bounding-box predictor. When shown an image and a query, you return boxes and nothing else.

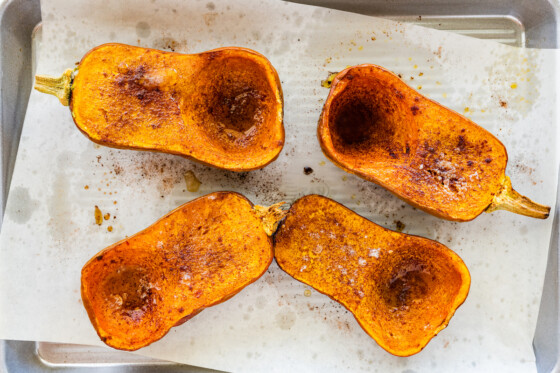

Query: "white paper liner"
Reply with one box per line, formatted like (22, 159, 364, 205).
(0, 0, 558, 371)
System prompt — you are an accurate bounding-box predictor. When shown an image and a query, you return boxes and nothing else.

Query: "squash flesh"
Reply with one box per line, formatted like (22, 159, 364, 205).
(274, 195, 471, 356)
(318, 64, 510, 221)
(70, 43, 284, 171)
(81, 192, 274, 351)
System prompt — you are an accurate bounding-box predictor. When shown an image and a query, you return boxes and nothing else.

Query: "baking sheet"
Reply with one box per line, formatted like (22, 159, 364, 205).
(0, 0, 558, 371)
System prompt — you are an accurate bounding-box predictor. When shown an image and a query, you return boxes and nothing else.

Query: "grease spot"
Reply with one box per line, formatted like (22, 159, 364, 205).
(255, 296, 267, 309)
(4, 187, 39, 224)
(136, 22, 151, 38)
(275, 310, 296, 330)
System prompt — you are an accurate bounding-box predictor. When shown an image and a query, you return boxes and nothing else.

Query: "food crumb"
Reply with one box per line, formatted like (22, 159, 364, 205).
(304, 289, 312, 297)
(84, 185, 89, 190)
(303, 167, 314, 175)
(107, 226, 113, 232)
(104, 213, 111, 220)
(510, 83, 518, 89)
(342, 176, 348, 181)
(184, 170, 201, 192)
(319, 161, 326, 166)
(394, 220, 405, 232)
(94, 206, 103, 226)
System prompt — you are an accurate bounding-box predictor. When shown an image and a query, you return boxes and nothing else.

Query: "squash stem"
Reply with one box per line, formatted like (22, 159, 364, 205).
(34, 69, 74, 106)
(253, 202, 288, 236)
(486, 176, 550, 219)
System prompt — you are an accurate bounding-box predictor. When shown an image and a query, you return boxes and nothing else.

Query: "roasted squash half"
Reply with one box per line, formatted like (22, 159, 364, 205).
(318, 64, 549, 221)
(274, 195, 471, 356)
(81, 192, 285, 351)
(35, 43, 284, 171)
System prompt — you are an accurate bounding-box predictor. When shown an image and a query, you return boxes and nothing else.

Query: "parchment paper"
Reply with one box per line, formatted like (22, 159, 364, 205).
(0, 0, 558, 371)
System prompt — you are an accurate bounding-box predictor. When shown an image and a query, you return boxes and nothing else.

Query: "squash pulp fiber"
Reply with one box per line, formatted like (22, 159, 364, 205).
(35, 43, 284, 171)
(81, 192, 286, 351)
(318, 64, 549, 221)
(274, 195, 471, 356)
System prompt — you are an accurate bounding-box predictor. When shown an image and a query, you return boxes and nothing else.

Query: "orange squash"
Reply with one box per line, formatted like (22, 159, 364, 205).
(274, 194, 471, 356)
(81, 192, 285, 351)
(35, 43, 284, 171)
(318, 64, 549, 221)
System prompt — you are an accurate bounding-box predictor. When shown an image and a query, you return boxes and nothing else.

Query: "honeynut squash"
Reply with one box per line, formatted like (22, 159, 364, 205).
(35, 43, 285, 171)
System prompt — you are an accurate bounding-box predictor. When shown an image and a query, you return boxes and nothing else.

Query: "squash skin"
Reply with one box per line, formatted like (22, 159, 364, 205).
(318, 64, 518, 221)
(81, 192, 274, 351)
(274, 195, 471, 356)
(69, 43, 284, 171)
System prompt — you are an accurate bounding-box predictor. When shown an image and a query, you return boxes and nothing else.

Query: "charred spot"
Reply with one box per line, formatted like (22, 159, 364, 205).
(114, 64, 168, 106)
(332, 99, 379, 144)
(382, 260, 433, 309)
(395, 89, 404, 100)
(345, 73, 354, 80)
(426, 169, 444, 185)
(205, 51, 221, 61)
(411, 105, 420, 115)
(102, 266, 158, 322)
(484, 158, 492, 163)
(414, 97, 420, 102)
(178, 307, 184, 313)
(303, 167, 314, 175)
(208, 87, 267, 133)
(405, 144, 410, 154)
(96, 255, 104, 261)
(448, 178, 460, 193)
(389, 151, 397, 159)
(467, 160, 474, 166)
(456, 135, 467, 151)
(422, 141, 436, 154)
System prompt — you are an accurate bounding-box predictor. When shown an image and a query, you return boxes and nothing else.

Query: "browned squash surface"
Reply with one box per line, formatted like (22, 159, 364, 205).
(35, 43, 284, 171)
(81, 192, 284, 351)
(318, 64, 549, 221)
(274, 195, 470, 356)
